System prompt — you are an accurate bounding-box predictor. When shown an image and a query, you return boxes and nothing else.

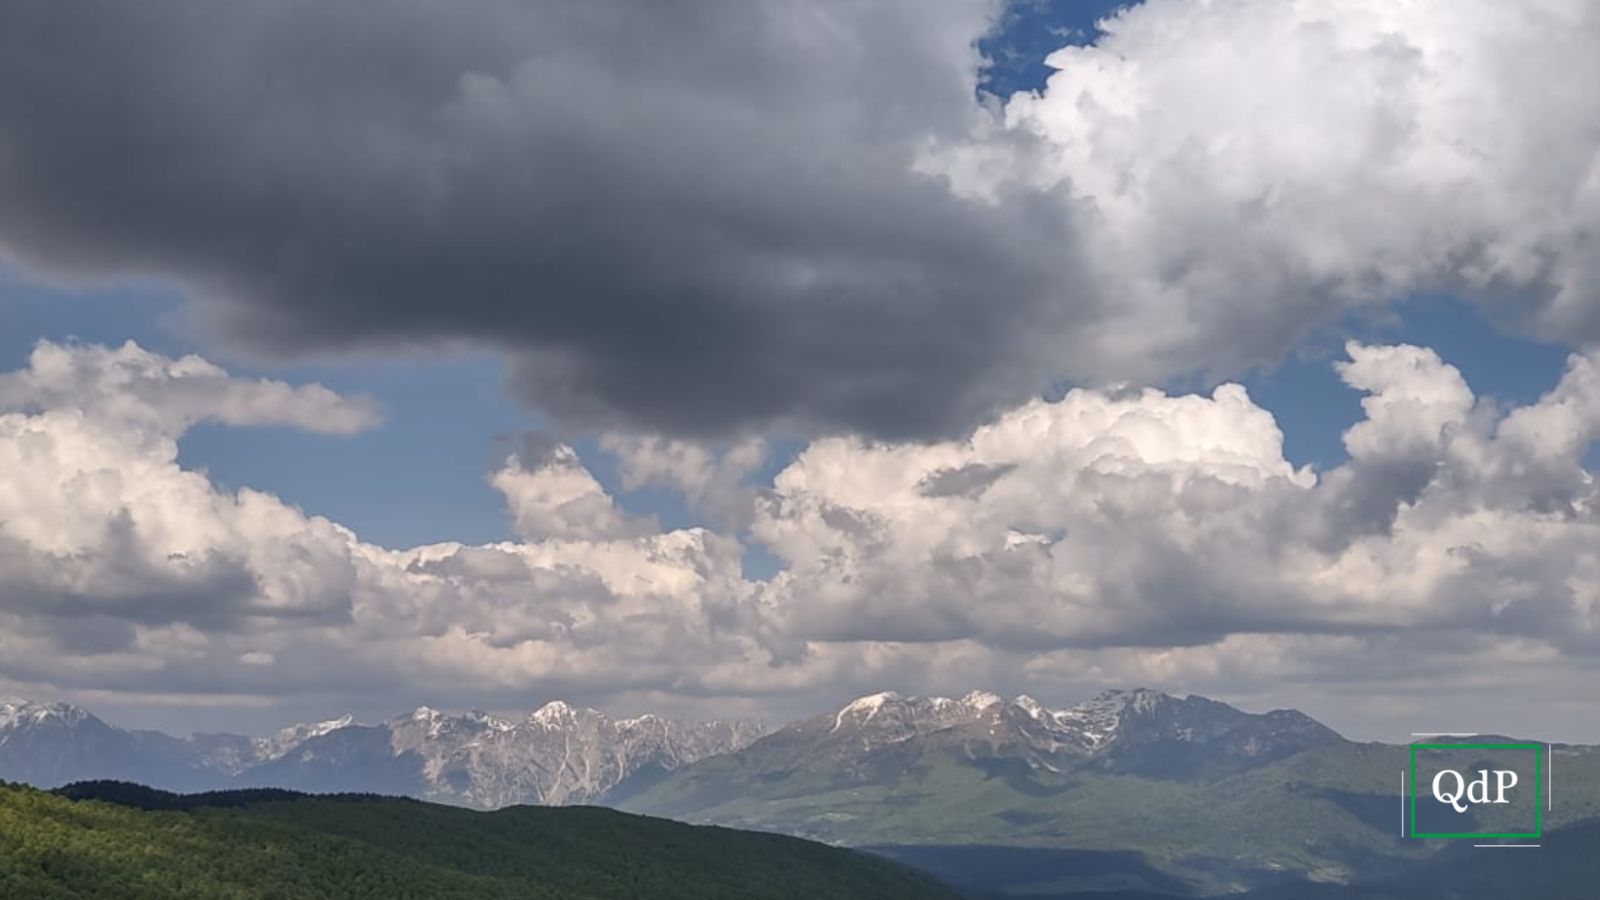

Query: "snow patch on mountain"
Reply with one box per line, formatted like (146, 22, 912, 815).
(832, 692, 903, 732)
(807, 687, 1343, 772)
(0, 699, 91, 731)
(253, 713, 357, 762)
(0, 697, 765, 806)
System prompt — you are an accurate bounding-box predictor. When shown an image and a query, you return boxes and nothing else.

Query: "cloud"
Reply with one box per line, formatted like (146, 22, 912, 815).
(491, 439, 653, 541)
(0, 344, 376, 633)
(0, 342, 772, 708)
(916, 462, 1018, 499)
(7, 1, 1595, 442)
(928, 0, 1600, 379)
(599, 433, 767, 528)
(0, 340, 380, 436)
(4, 0, 1600, 738)
(754, 340, 1600, 659)
(0, 0, 1083, 440)
(3, 339, 1600, 737)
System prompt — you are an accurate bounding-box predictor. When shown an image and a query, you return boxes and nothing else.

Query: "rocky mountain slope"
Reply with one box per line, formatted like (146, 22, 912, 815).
(243, 701, 766, 807)
(623, 688, 1342, 815)
(794, 688, 1339, 778)
(0, 697, 763, 806)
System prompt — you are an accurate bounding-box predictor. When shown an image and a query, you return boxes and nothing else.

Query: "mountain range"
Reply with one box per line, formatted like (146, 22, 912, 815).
(0, 697, 764, 807)
(615, 689, 1600, 895)
(6, 689, 1597, 896)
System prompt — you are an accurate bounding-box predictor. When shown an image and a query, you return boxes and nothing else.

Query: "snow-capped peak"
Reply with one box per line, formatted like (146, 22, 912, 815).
(254, 713, 356, 757)
(312, 713, 355, 735)
(831, 691, 903, 731)
(1040, 688, 1180, 749)
(841, 691, 901, 714)
(961, 690, 1004, 711)
(1085, 687, 1173, 715)
(826, 689, 1026, 738)
(812, 688, 1196, 753)
(531, 700, 582, 725)
(0, 698, 92, 729)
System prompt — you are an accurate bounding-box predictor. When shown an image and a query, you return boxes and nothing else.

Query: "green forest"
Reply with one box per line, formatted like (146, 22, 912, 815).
(0, 781, 959, 899)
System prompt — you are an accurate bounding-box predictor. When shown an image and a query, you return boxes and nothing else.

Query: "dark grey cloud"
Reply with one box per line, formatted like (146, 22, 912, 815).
(917, 461, 1017, 498)
(0, 0, 1087, 439)
(514, 431, 567, 469)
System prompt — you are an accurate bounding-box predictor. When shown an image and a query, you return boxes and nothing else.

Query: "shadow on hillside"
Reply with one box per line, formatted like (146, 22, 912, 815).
(863, 843, 1194, 897)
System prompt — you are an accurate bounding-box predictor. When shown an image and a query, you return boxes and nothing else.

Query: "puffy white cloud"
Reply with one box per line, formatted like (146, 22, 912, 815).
(0, 340, 379, 436)
(0, 343, 372, 629)
(0, 342, 771, 710)
(6, 339, 1600, 738)
(928, 0, 1600, 381)
(490, 441, 651, 541)
(754, 377, 1316, 647)
(755, 340, 1600, 660)
(600, 434, 767, 528)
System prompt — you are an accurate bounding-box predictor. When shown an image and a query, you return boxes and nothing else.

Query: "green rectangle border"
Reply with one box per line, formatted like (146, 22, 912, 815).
(1409, 742, 1542, 839)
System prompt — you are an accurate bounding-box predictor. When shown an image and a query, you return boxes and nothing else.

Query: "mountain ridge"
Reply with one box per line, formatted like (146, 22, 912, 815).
(616, 689, 1599, 896)
(693, 687, 1346, 787)
(0, 696, 765, 807)
(8, 690, 1598, 896)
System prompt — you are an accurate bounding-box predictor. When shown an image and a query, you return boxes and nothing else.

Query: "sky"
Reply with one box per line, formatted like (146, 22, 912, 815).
(1, 0, 1599, 742)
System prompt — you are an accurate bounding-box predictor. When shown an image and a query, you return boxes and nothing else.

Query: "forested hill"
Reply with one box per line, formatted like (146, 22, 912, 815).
(0, 780, 960, 900)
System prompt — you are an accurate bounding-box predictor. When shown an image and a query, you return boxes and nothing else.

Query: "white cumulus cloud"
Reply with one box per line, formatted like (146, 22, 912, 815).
(930, 0, 1600, 380)
(5, 339, 1600, 739)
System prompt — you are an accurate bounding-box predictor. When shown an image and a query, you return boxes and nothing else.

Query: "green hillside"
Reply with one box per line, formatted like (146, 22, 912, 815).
(871, 819, 1600, 900)
(1231, 817, 1600, 900)
(625, 741, 1600, 895)
(0, 781, 960, 900)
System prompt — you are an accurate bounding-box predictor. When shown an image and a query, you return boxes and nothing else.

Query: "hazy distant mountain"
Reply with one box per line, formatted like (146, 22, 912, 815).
(0, 698, 220, 791)
(0, 697, 763, 807)
(241, 702, 767, 807)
